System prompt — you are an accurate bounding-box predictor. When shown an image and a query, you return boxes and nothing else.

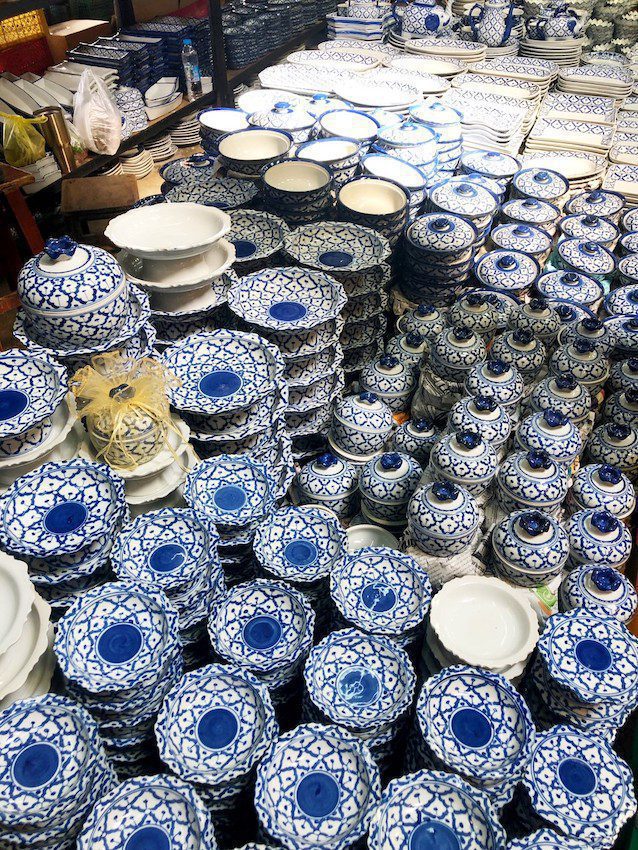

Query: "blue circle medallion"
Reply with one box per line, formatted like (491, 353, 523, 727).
(450, 708, 493, 748)
(558, 757, 597, 796)
(233, 238, 257, 259)
(0, 389, 28, 421)
(575, 639, 612, 672)
(149, 543, 186, 573)
(199, 370, 242, 398)
(243, 615, 282, 650)
(97, 623, 143, 664)
(44, 501, 88, 535)
(296, 771, 340, 818)
(12, 743, 60, 788)
(268, 301, 307, 322)
(284, 540, 318, 567)
(213, 485, 247, 512)
(318, 250, 353, 268)
(197, 708, 239, 750)
(361, 582, 396, 612)
(411, 821, 460, 850)
(125, 826, 171, 850)
(337, 667, 380, 705)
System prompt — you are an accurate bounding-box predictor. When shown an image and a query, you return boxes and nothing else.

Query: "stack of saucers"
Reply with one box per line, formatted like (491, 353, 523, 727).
(170, 113, 202, 146)
(156, 663, 277, 843)
(228, 208, 290, 275)
(253, 505, 347, 637)
(227, 266, 346, 435)
(526, 608, 638, 738)
(0, 695, 117, 850)
(410, 100, 463, 175)
(207, 578, 315, 713)
(283, 222, 391, 377)
(55, 581, 182, 777)
(111, 508, 225, 669)
(406, 666, 535, 810)
(303, 628, 416, 773)
(0, 459, 129, 618)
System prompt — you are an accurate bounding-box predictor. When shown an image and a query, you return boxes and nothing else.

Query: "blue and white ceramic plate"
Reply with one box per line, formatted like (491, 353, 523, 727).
(185, 455, 276, 528)
(165, 176, 259, 209)
(0, 350, 67, 439)
(208, 579, 315, 676)
(155, 663, 277, 785)
(536, 608, 638, 705)
(368, 770, 506, 850)
(508, 829, 594, 850)
(416, 666, 535, 782)
(228, 208, 290, 262)
(304, 627, 416, 730)
(159, 154, 218, 186)
(523, 725, 636, 847)
(283, 222, 391, 272)
(161, 330, 284, 415)
(255, 723, 381, 850)
(54, 580, 180, 693)
(330, 547, 431, 639)
(253, 506, 347, 583)
(76, 774, 218, 850)
(0, 459, 127, 557)
(227, 267, 347, 331)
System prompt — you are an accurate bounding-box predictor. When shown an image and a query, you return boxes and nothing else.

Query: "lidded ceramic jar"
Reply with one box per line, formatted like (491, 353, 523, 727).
(17, 236, 129, 348)
(459, 149, 520, 182)
(429, 430, 498, 496)
(375, 120, 437, 165)
(560, 317, 612, 355)
(559, 214, 620, 249)
(407, 481, 480, 556)
(605, 283, 638, 317)
(427, 178, 499, 222)
(385, 332, 428, 373)
(568, 463, 636, 519)
(529, 375, 591, 426)
(465, 358, 524, 410)
(474, 250, 540, 296)
(496, 449, 569, 515)
(491, 509, 569, 587)
(248, 100, 315, 143)
(512, 167, 569, 207)
(295, 452, 359, 518)
(535, 270, 604, 311)
(331, 391, 394, 458)
(585, 422, 638, 480)
(448, 395, 512, 452)
(508, 299, 561, 344)
(306, 93, 351, 118)
(549, 340, 610, 395)
(566, 188, 625, 223)
(390, 418, 439, 465)
(605, 315, 638, 359)
(500, 198, 560, 234)
(619, 231, 638, 255)
(604, 386, 638, 427)
(396, 304, 446, 339)
(360, 355, 417, 414)
(448, 293, 500, 337)
(430, 325, 487, 384)
(609, 357, 638, 394)
(490, 329, 546, 384)
(490, 223, 552, 261)
(410, 101, 462, 144)
(559, 565, 638, 623)
(566, 508, 632, 570)
(359, 451, 423, 524)
(553, 238, 617, 284)
(516, 409, 583, 467)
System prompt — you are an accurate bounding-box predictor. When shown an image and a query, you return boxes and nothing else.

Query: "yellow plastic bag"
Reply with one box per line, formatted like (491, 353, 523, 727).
(0, 113, 46, 167)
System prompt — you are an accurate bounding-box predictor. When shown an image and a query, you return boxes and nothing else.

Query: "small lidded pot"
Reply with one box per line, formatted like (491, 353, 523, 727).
(407, 481, 479, 557)
(553, 238, 617, 286)
(609, 357, 638, 394)
(465, 358, 525, 411)
(603, 387, 638, 427)
(549, 340, 610, 396)
(447, 292, 500, 338)
(18, 236, 129, 348)
(474, 250, 540, 298)
(295, 451, 359, 518)
(448, 394, 512, 454)
(359, 355, 417, 414)
(500, 197, 561, 235)
(558, 565, 638, 624)
(584, 422, 638, 480)
(389, 418, 440, 466)
(535, 269, 604, 312)
(566, 188, 625, 223)
(512, 167, 569, 208)
(396, 304, 446, 340)
(248, 100, 315, 144)
(560, 317, 612, 355)
(508, 299, 561, 345)
(567, 463, 636, 520)
(385, 332, 428, 374)
(429, 429, 498, 497)
(491, 509, 569, 587)
(359, 451, 422, 524)
(330, 391, 394, 459)
(490, 328, 546, 384)
(496, 449, 569, 515)
(529, 375, 591, 426)
(489, 222, 552, 262)
(516, 409, 583, 468)
(559, 213, 620, 250)
(566, 508, 632, 570)
(430, 325, 487, 385)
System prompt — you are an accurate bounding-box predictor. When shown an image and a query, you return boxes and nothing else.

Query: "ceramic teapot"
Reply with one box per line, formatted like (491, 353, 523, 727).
(527, 3, 583, 39)
(395, 0, 452, 36)
(468, 0, 517, 47)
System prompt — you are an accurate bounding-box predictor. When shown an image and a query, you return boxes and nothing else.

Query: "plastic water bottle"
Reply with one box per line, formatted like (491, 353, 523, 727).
(181, 38, 202, 100)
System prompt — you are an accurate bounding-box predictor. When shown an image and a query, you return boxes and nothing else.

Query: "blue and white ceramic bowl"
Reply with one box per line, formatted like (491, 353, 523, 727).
(566, 508, 632, 570)
(507, 829, 595, 850)
(512, 167, 569, 206)
(331, 392, 394, 458)
(248, 100, 316, 144)
(160, 152, 219, 185)
(567, 463, 636, 519)
(429, 431, 498, 497)
(430, 326, 487, 384)
(396, 304, 446, 339)
(508, 299, 561, 343)
(490, 224, 552, 261)
(165, 176, 259, 209)
(490, 329, 546, 384)
(567, 188, 624, 221)
(529, 376, 591, 426)
(294, 453, 359, 519)
(559, 213, 619, 249)
(516, 409, 582, 467)
(465, 359, 525, 411)
(496, 450, 569, 515)
(0, 350, 67, 444)
(535, 270, 604, 311)
(255, 723, 381, 850)
(408, 482, 480, 557)
(561, 317, 612, 355)
(261, 161, 333, 226)
(228, 208, 290, 267)
(604, 387, 638, 426)
(359, 355, 416, 414)
(390, 419, 440, 465)
(501, 197, 561, 234)
(585, 422, 638, 479)
(559, 565, 638, 624)
(448, 396, 512, 453)
(198, 108, 250, 154)
(283, 221, 391, 273)
(217, 128, 293, 178)
(553, 238, 617, 285)
(460, 149, 520, 182)
(549, 340, 609, 396)
(330, 547, 431, 644)
(296, 138, 361, 186)
(359, 452, 422, 523)
(385, 331, 428, 373)
(448, 293, 501, 338)
(318, 108, 380, 145)
(491, 510, 569, 587)
(609, 357, 638, 394)
(605, 284, 638, 317)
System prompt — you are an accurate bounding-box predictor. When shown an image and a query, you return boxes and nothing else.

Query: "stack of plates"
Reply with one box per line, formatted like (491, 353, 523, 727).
(114, 85, 148, 138)
(258, 62, 357, 94)
(519, 36, 586, 67)
(366, 66, 451, 96)
(604, 163, 638, 206)
(18, 153, 62, 194)
(333, 77, 421, 110)
(556, 62, 633, 96)
(120, 147, 155, 179)
(442, 89, 529, 153)
(170, 113, 201, 146)
(484, 41, 520, 59)
(144, 133, 178, 161)
(451, 72, 543, 114)
(539, 90, 617, 122)
(389, 52, 468, 79)
(288, 48, 382, 73)
(398, 34, 488, 64)
(95, 161, 124, 177)
(470, 55, 559, 96)
(326, 10, 394, 41)
(524, 116, 613, 155)
(521, 150, 607, 191)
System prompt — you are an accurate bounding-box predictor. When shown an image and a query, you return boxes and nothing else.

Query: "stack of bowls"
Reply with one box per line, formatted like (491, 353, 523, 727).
(360, 153, 428, 221)
(303, 628, 416, 772)
(105, 203, 234, 349)
(496, 449, 569, 516)
(207, 578, 315, 712)
(217, 127, 293, 178)
(0, 695, 117, 850)
(0, 459, 128, 618)
(565, 508, 632, 571)
(408, 481, 480, 557)
(54, 581, 182, 777)
(359, 355, 417, 414)
(185, 455, 279, 585)
(253, 505, 347, 637)
(566, 463, 636, 519)
(424, 176, 499, 248)
(248, 99, 316, 144)
(156, 663, 278, 843)
(227, 208, 290, 275)
(329, 391, 394, 464)
(198, 106, 250, 155)
(411, 101, 463, 174)
(297, 136, 362, 187)
(227, 267, 346, 437)
(406, 667, 535, 810)
(111, 508, 225, 669)
(330, 546, 432, 651)
(261, 160, 334, 226)
(490, 509, 569, 587)
(428, 431, 498, 498)
(448, 395, 512, 458)
(373, 120, 438, 178)
(401, 213, 481, 307)
(283, 222, 391, 377)
(336, 176, 409, 247)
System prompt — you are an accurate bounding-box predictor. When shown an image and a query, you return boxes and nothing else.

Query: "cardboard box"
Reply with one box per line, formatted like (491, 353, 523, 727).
(47, 20, 113, 64)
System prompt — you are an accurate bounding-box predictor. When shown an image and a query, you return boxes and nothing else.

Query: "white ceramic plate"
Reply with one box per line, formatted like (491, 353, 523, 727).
(0, 594, 50, 700)
(0, 553, 35, 656)
(119, 239, 235, 291)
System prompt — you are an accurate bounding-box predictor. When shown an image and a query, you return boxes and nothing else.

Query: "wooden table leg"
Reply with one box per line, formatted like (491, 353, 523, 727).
(4, 188, 44, 255)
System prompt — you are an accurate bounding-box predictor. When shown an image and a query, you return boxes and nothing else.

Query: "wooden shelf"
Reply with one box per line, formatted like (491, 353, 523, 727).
(0, 0, 49, 22)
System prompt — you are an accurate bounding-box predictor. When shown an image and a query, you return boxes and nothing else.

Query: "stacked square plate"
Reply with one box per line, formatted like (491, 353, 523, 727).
(557, 62, 633, 96)
(395, 34, 488, 64)
(518, 35, 586, 67)
(442, 89, 529, 153)
(470, 55, 559, 96)
(524, 116, 613, 155)
(604, 163, 638, 206)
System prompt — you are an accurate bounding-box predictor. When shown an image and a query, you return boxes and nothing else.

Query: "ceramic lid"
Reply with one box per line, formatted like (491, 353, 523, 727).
(499, 449, 568, 501)
(530, 375, 591, 422)
(449, 395, 512, 446)
(249, 100, 315, 132)
(18, 236, 125, 315)
(460, 149, 521, 178)
(605, 315, 638, 353)
(334, 391, 394, 433)
(567, 188, 625, 218)
(397, 304, 446, 338)
(517, 409, 582, 462)
(565, 317, 611, 351)
(557, 238, 617, 276)
(410, 100, 462, 127)
(513, 167, 569, 202)
(389, 330, 428, 356)
(361, 354, 416, 396)
(377, 120, 437, 148)
(360, 452, 422, 500)
(404, 417, 438, 438)
(410, 481, 480, 537)
(465, 358, 525, 406)
(474, 250, 541, 291)
(492, 508, 568, 574)
(618, 253, 638, 282)
(306, 93, 351, 118)
(550, 340, 610, 383)
(571, 463, 635, 517)
(536, 270, 604, 305)
(501, 197, 560, 226)
(510, 299, 561, 339)
(605, 283, 638, 316)
(428, 178, 498, 219)
(560, 214, 619, 245)
(490, 223, 552, 256)
(430, 430, 498, 483)
(560, 565, 638, 623)
(406, 213, 478, 253)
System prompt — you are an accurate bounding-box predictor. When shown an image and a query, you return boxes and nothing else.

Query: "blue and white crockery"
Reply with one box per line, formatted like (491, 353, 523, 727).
(549, 340, 609, 396)
(165, 177, 259, 209)
(385, 331, 428, 373)
(566, 188, 625, 222)
(198, 107, 250, 154)
(559, 565, 637, 624)
(619, 231, 638, 255)
(511, 167, 569, 206)
(490, 329, 546, 384)
(501, 198, 561, 234)
(255, 723, 381, 850)
(248, 101, 315, 144)
(566, 508, 632, 570)
(448, 395, 512, 453)
(396, 304, 446, 339)
(609, 357, 638, 394)
(261, 161, 334, 226)
(605, 284, 638, 317)
(359, 355, 416, 414)
(430, 326, 487, 384)
(294, 453, 359, 519)
(374, 120, 437, 167)
(568, 463, 636, 519)
(508, 299, 561, 344)
(535, 269, 604, 311)
(585, 422, 638, 479)
(398, 0, 452, 35)
(283, 221, 391, 273)
(408, 482, 480, 556)
(296, 137, 361, 187)
(429, 431, 498, 497)
(465, 359, 524, 411)
(449, 293, 501, 337)
(228, 208, 290, 268)
(160, 152, 219, 185)
(559, 214, 620, 249)
(529, 376, 591, 426)
(330, 392, 393, 458)
(359, 452, 422, 523)
(623, 208, 638, 231)
(389, 418, 439, 465)
(318, 109, 380, 145)
(427, 177, 498, 224)
(217, 128, 293, 179)
(336, 177, 408, 246)
(604, 387, 638, 426)
(17, 236, 129, 349)
(552, 238, 617, 286)
(474, 251, 540, 297)
(491, 509, 569, 587)
(516, 409, 582, 467)
(359, 154, 428, 215)
(508, 829, 597, 850)
(561, 317, 612, 354)
(604, 315, 638, 360)
(496, 449, 569, 515)
(490, 224, 552, 261)
(460, 149, 520, 183)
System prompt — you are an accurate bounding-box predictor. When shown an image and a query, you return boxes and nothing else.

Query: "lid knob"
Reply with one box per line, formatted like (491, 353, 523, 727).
(573, 339, 595, 354)
(543, 408, 567, 428)
(379, 354, 400, 370)
(518, 510, 551, 536)
(432, 481, 459, 502)
(496, 254, 518, 271)
(316, 452, 338, 469)
(598, 464, 622, 485)
(430, 217, 452, 232)
(452, 325, 472, 342)
(273, 101, 291, 112)
(405, 330, 424, 347)
(583, 214, 599, 227)
(466, 293, 484, 307)
(556, 304, 575, 320)
(529, 297, 546, 311)
(413, 418, 433, 432)
(607, 422, 631, 441)
(581, 318, 602, 332)
(586, 189, 603, 202)
(591, 510, 619, 534)
(626, 387, 638, 404)
(527, 449, 551, 470)
(416, 304, 435, 316)
(533, 169, 551, 183)
(561, 272, 580, 284)
(555, 375, 577, 391)
(44, 236, 78, 260)
(456, 430, 481, 450)
(380, 452, 402, 471)
(513, 328, 533, 345)
(486, 359, 508, 376)
(513, 224, 531, 237)
(591, 567, 623, 592)
(581, 240, 600, 255)
(474, 394, 497, 412)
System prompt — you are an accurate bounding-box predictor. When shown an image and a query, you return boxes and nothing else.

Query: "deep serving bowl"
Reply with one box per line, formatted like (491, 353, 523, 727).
(217, 127, 293, 177)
